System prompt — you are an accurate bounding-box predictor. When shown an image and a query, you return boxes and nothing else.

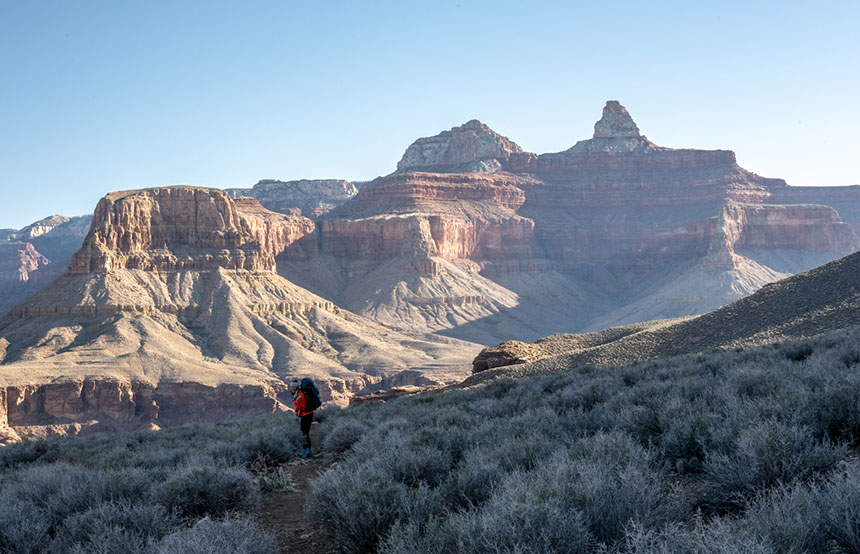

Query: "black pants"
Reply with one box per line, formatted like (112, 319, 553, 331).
(300, 413, 313, 449)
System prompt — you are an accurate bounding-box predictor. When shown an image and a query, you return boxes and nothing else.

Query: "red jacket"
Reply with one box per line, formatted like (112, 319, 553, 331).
(293, 390, 312, 416)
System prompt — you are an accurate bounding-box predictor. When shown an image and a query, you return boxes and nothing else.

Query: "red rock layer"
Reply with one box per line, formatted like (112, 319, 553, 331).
(509, 149, 738, 176)
(0, 375, 381, 433)
(766, 185, 860, 233)
(310, 172, 538, 270)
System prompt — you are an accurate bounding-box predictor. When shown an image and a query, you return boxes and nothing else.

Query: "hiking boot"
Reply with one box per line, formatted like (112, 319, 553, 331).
(305, 447, 313, 458)
(298, 448, 309, 458)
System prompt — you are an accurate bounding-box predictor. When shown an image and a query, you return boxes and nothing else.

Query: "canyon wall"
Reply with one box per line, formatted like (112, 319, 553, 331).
(68, 187, 314, 273)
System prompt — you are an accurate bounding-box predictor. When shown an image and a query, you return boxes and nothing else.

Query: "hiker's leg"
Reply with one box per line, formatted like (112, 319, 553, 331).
(300, 413, 313, 449)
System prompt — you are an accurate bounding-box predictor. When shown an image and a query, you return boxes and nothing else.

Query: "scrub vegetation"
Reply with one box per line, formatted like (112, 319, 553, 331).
(313, 326, 860, 553)
(5, 327, 860, 552)
(0, 412, 302, 553)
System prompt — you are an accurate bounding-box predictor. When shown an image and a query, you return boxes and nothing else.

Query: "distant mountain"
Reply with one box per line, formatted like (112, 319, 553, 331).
(226, 179, 358, 219)
(275, 101, 860, 344)
(0, 214, 91, 312)
(471, 248, 860, 378)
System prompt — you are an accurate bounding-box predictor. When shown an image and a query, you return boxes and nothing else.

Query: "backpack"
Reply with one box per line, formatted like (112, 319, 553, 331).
(300, 377, 322, 411)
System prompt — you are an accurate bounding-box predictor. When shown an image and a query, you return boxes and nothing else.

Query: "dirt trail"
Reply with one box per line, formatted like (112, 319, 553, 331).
(258, 423, 333, 553)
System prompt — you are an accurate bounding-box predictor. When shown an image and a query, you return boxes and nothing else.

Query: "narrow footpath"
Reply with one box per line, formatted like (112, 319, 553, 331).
(258, 423, 333, 553)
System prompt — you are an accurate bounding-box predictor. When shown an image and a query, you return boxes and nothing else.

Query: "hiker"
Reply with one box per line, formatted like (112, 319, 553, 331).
(290, 378, 321, 458)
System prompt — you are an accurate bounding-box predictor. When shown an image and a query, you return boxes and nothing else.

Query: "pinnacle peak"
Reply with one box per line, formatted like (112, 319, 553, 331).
(458, 119, 489, 131)
(593, 100, 641, 138)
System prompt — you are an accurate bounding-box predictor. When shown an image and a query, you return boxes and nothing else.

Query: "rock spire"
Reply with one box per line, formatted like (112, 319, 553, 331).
(593, 100, 641, 138)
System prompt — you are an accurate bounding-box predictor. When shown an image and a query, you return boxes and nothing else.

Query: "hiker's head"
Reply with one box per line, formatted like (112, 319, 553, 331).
(289, 379, 300, 393)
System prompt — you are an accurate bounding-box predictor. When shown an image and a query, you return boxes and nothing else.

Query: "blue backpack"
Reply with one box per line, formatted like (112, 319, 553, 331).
(300, 377, 322, 411)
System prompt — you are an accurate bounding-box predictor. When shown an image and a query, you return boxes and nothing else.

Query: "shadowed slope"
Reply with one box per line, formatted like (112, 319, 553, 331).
(469, 249, 860, 382)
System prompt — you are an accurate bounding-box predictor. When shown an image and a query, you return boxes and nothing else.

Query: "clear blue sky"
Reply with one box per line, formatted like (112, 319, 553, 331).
(1, 1, 858, 229)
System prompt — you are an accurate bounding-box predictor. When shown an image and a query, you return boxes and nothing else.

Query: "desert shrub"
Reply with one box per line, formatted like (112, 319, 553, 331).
(151, 465, 260, 519)
(0, 500, 53, 554)
(441, 455, 504, 509)
(702, 420, 846, 508)
(0, 439, 61, 470)
(740, 481, 828, 553)
(449, 473, 593, 554)
(613, 523, 696, 554)
(0, 464, 110, 527)
(322, 418, 370, 454)
(693, 516, 775, 554)
(818, 463, 860, 552)
(307, 462, 411, 552)
(802, 374, 860, 443)
(566, 432, 684, 543)
(781, 340, 815, 362)
(389, 445, 453, 487)
(48, 501, 179, 553)
(154, 515, 278, 554)
(238, 424, 302, 464)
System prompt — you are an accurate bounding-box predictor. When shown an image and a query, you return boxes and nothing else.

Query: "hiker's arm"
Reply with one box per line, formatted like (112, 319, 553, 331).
(294, 392, 307, 414)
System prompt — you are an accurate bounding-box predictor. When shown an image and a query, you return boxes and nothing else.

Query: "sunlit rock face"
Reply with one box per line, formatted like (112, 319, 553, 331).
(396, 119, 524, 174)
(3, 100, 860, 441)
(68, 187, 315, 273)
(273, 101, 860, 342)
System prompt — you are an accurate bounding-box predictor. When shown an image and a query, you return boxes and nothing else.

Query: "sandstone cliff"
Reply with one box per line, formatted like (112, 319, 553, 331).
(5, 101, 860, 439)
(68, 187, 316, 273)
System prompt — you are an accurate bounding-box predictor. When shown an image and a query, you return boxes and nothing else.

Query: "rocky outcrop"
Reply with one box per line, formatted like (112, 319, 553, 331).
(0, 185, 476, 441)
(68, 187, 315, 273)
(471, 340, 535, 372)
(227, 179, 358, 219)
(564, 100, 660, 154)
(0, 372, 444, 440)
(766, 185, 860, 234)
(12, 215, 74, 240)
(2, 380, 158, 427)
(396, 119, 524, 174)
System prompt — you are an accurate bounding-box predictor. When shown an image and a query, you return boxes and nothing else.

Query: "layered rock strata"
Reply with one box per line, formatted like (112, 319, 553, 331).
(0, 186, 476, 439)
(68, 187, 316, 273)
(277, 101, 860, 342)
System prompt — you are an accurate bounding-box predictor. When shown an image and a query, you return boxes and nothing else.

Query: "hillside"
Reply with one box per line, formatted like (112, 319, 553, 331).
(470, 248, 860, 382)
(6, 323, 860, 552)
